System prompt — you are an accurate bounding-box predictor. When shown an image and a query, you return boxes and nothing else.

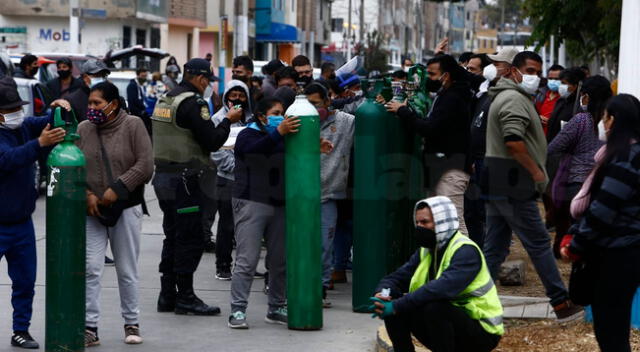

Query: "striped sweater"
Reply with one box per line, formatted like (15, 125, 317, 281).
(571, 142, 640, 252)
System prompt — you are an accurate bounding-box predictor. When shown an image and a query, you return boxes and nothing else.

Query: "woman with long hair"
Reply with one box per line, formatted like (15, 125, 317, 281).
(562, 94, 640, 352)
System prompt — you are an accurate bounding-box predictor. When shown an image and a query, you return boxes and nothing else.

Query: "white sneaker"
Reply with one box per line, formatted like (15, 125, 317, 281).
(124, 325, 143, 344)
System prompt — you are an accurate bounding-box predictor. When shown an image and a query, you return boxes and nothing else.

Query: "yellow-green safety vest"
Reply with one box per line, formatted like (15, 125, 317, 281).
(408, 232, 504, 336)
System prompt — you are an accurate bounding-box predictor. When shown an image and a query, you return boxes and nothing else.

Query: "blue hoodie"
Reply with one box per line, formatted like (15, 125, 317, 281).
(0, 116, 50, 224)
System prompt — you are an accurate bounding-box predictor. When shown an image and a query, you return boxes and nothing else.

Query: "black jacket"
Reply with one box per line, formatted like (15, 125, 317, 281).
(127, 79, 152, 135)
(469, 92, 492, 160)
(45, 76, 84, 100)
(66, 84, 89, 122)
(163, 81, 231, 156)
(547, 93, 577, 143)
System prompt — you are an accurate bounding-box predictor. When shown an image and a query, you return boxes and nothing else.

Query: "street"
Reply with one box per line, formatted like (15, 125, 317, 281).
(0, 188, 380, 352)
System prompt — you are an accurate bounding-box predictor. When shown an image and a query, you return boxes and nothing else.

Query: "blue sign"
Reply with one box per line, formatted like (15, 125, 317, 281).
(39, 28, 70, 41)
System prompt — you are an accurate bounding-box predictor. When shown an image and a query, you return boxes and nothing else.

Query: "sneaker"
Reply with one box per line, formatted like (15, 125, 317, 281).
(104, 256, 114, 266)
(228, 311, 249, 329)
(322, 287, 332, 308)
(216, 269, 232, 281)
(11, 331, 39, 349)
(124, 324, 143, 344)
(553, 300, 584, 323)
(84, 328, 100, 347)
(265, 307, 287, 325)
(254, 271, 266, 279)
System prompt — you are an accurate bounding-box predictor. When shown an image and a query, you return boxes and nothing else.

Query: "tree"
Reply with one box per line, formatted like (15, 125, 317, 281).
(359, 31, 389, 73)
(483, 0, 526, 30)
(523, 0, 622, 65)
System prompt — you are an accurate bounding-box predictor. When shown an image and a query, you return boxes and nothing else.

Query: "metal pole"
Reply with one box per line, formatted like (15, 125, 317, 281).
(359, 0, 365, 43)
(550, 35, 555, 66)
(558, 41, 566, 67)
(69, 0, 80, 53)
(219, 14, 228, 95)
(347, 0, 352, 60)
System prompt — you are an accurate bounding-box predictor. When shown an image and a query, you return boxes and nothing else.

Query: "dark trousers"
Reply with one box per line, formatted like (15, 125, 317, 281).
(0, 219, 36, 332)
(214, 177, 235, 270)
(464, 159, 486, 248)
(592, 246, 640, 352)
(154, 172, 206, 274)
(332, 199, 353, 271)
(384, 301, 500, 352)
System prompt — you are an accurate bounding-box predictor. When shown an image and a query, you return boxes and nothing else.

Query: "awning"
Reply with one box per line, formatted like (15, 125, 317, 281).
(256, 22, 299, 43)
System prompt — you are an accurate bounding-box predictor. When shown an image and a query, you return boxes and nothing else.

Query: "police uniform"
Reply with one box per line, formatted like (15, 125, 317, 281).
(152, 59, 230, 315)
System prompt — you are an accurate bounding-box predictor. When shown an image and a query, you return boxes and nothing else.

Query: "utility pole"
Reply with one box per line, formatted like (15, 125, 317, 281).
(69, 0, 80, 53)
(499, 0, 505, 48)
(219, 0, 228, 94)
(359, 0, 364, 43)
(347, 0, 352, 60)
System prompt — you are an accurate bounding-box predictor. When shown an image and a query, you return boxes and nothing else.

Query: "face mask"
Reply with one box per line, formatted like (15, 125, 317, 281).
(353, 90, 363, 97)
(482, 64, 497, 82)
(29, 67, 39, 77)
(262, 115, 285, 132)
(297, 75, 313, 87)
(90, 77, 106, 87)
(597, 120, 608, 142)
(558, 84, 570, 98)
(86, 102, 113, 125)
(426, 75, 444, 92)
(137, 78, 147, 85)
(58, 69, 71, 79)
(403, 66, 410, 73)
(547, 79, 560, 92)
(1, 109, 25, 130)
(580, 95, 588, 112)
(231, 74, 248, 84)
(414, 227, 437, 248)
(517, 69, 540, 95)
(317, 107, 329, 121)
(228, 98, 246, 110)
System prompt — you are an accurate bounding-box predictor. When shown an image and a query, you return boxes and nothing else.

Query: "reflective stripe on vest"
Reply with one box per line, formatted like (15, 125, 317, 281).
(408, 232, 504, 336)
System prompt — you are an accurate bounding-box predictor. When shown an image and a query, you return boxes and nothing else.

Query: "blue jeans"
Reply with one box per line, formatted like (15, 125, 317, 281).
(483, 197, 568, 306)
(321, 200, 338, 288)
(0, 219, 36, 332)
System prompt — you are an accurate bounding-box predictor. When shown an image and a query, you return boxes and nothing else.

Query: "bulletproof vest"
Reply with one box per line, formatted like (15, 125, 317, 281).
(151, 91, 210, 167)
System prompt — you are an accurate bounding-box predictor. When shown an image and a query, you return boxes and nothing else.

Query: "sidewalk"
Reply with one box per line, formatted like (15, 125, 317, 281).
(0, 189, 380, 352)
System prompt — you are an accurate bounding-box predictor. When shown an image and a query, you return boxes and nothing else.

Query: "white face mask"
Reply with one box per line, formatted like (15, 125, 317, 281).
(517, 69, 540, 95)
(483, 64, 497, 82)
(1, 109, 25, 130)
(598, 120, 608, 142)
(90, 77, 106, 87)
(558, 84, 570, 98)
(580, 95, 588, 112)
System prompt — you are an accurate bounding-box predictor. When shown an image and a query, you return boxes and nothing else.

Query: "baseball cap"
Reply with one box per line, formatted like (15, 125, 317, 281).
(488, 48, 520, 64)
(337, 73, 360, 89)
(262, 59, 285, 75)
(184, 58, 219, 82)
(0, 77, 29, 110)
(81, 59, 111, 75)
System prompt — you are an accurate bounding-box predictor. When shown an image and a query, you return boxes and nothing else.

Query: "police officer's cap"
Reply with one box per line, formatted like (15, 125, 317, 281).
(0, 77, 29, 110)
(184, 58, 219, 82)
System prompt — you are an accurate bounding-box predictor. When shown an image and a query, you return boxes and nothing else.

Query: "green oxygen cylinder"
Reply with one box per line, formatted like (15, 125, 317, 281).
(45, 107, 86, 352)
(352, 80, 390, 312)
(284, 95, 322, 330)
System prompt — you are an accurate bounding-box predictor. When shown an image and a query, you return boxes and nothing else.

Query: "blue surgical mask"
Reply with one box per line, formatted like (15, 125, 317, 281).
(266, 115, 285, 131)
(90, 77, 106, 87)
(547, 79, 560, 92)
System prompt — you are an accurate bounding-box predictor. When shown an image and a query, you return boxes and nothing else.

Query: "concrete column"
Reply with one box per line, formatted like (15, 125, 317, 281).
(558, 41, 566, 67)
(192, 27, 200, 60)
(309, 31, 315, 66)
(160, 23, 170, 69)
(69, 0, 80, 53)
(542, 44, 547, 76)
(618, 0, 640, 97)
(549, 35, 555, 65)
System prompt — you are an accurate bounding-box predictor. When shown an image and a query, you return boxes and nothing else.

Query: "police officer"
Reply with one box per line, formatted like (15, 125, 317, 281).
(152, 58, 242, 315)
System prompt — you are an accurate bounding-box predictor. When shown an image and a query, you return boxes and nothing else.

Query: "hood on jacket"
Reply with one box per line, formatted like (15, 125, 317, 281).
(221, 79, 253, 121)
(413, 196, 460, 249)
(488, 76, 532, 101)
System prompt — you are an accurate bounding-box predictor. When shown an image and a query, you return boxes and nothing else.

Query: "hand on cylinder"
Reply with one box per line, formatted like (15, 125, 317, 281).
(278, 116, 301, 135)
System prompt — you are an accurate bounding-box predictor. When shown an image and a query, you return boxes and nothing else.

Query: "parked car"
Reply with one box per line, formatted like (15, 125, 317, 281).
(14, 77, 51, 117)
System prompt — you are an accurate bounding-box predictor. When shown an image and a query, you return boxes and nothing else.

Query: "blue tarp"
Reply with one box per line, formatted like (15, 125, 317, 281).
(256, 22, 299, 43)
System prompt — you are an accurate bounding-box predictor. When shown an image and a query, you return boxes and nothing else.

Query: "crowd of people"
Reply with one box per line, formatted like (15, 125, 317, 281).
(0, 36, 639, 352)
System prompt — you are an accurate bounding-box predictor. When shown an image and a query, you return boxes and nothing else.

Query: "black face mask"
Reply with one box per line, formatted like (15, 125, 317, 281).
(425, 77, 443, 92)
(58, 69, 71, 79)
(297, 75, 313, 87)
(414, 227, 437, 248)
(232, 74, 248, 84)
(228, 98, 247, 109)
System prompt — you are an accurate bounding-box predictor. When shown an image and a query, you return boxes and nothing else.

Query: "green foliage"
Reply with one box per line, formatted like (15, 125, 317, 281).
(360, 31, 390, 73)
(523, 0, 622, 63)
(483, 0, 525, 29)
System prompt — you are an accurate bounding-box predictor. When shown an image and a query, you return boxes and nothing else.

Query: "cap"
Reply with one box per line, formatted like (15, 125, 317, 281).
(0, 77, 29, 110)
(337, 73, 360, 89)
(487, 48, 520, 64)
(81, 59, 111, 75)
(184, 58, 218, 82)
(262, 59, 285, 75)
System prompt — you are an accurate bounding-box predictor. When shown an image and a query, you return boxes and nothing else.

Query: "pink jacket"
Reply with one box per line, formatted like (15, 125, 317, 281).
(570, 145, 606, 219)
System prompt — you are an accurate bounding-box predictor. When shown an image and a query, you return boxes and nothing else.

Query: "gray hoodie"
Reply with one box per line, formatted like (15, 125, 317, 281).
(320, 110, 355, 201)
(211, 80, 253, 180)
